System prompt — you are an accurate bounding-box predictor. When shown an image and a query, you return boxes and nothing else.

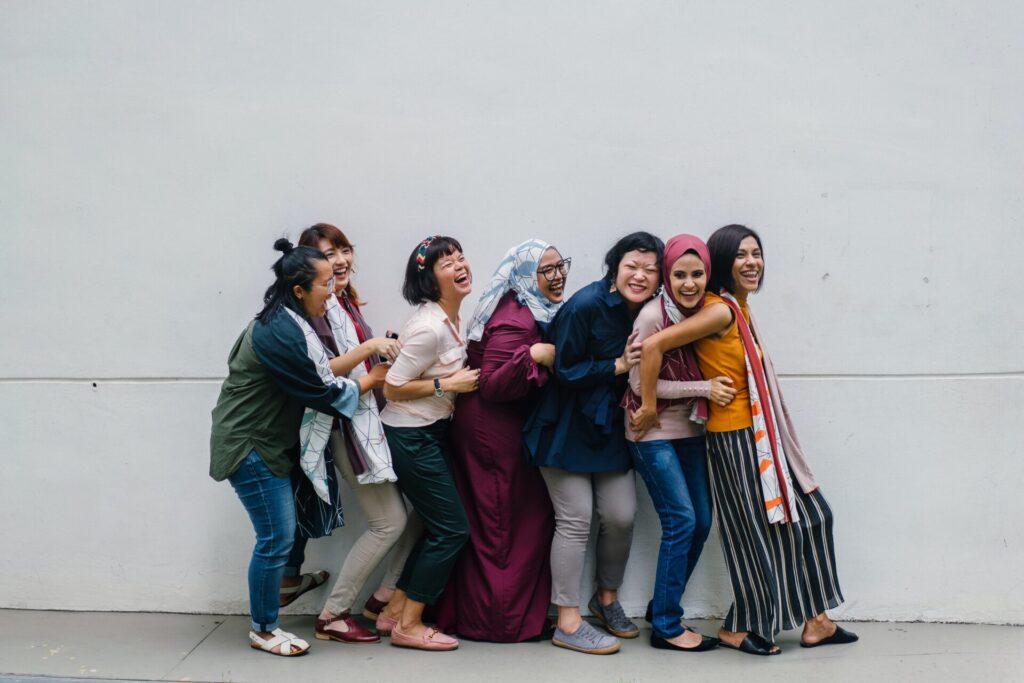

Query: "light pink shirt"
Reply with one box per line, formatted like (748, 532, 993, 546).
(381, 301, 467, 428)
(625, 298, 711, 443)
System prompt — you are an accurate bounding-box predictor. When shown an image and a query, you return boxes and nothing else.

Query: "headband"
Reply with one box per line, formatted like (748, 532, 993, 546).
(415, 235, 440, 271)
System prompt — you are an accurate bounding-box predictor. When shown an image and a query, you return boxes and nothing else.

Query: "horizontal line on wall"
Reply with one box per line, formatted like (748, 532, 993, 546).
(0, 372, 1022, 384)
(0, 377, 226, 384)
(780, 372, 1024, 380)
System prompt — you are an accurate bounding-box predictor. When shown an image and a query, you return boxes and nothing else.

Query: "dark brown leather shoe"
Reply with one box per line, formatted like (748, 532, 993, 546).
(363, 595, 388, 620)
(315, 614, 381, 644)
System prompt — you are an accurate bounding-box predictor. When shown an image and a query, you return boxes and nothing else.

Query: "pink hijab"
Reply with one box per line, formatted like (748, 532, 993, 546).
(661, 234, 711, 318)
(621, 233, 711, 419)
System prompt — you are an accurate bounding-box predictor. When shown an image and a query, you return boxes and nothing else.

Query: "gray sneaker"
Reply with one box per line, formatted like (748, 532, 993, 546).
(588, 594, 640, 639)
(552, 620, 621, 654)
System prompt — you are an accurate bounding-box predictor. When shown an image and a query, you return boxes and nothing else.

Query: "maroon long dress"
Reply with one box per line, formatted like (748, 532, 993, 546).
(435, 291, 555, 641)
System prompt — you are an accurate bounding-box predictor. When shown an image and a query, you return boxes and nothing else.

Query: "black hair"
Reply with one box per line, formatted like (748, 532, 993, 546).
(401, 236, 464, 305)
(256, 238, 329, 322)
(603, 231, 665, 280)
(707, 224, 764, 294)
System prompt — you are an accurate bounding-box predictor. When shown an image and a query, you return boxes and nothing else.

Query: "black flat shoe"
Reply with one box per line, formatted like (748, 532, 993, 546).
(800, 624, 859, 648)
(720, 632, 780, 656)
(650, 632, 719, 652)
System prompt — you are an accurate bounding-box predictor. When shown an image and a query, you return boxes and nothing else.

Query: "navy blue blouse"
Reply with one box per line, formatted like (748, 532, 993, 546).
(523, 278, 638, 473)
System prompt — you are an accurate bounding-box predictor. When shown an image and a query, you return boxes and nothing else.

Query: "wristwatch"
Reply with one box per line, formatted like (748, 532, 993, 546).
(433, 378, 445, 397)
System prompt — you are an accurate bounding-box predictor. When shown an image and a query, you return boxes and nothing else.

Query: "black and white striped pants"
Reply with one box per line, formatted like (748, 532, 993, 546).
(707, 428, 844, 641)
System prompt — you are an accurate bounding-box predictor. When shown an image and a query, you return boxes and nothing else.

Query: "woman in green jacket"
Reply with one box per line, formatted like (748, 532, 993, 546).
(209, 239, 385, 656)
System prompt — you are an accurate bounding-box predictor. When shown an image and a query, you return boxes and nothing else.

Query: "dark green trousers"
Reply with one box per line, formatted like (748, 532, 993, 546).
(385, 420, 469, 604)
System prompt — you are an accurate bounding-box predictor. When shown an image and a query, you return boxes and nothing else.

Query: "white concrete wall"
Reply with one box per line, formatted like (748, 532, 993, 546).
(2, 1, 1021, 624)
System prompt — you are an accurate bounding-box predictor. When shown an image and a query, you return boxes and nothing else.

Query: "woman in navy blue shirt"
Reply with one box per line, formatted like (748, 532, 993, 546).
(524, 232, 663, 655)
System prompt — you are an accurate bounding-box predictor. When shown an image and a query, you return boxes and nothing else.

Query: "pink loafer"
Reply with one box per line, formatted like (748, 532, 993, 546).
(375, 611, 399, 636)
(390, 625, 459, 651)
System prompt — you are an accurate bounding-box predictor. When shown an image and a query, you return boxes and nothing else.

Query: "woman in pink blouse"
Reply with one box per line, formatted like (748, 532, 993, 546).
(435, 239, 570, 642)
(377, 236, 480, 652)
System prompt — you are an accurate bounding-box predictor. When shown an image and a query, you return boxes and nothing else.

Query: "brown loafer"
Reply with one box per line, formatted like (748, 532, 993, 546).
(315, 614, 381, 644)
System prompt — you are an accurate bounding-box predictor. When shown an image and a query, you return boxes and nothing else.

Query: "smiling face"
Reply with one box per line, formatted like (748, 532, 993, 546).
(433, 249, 473, 303)
(668, 251, 708, 309)
(316, 238, 353, 296)
(614, 249, 660, 309)
(536, 247, 567, 304)
(731, 235, 764, 296)
(294, 259, 335, 317)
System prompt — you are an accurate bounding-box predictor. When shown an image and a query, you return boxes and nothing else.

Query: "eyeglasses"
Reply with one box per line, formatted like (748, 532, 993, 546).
(320, 277, 336, 291)
(538, 258, 572, 282)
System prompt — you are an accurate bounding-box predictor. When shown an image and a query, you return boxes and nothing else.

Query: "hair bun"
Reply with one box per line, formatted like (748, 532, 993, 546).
(274, 238, 294, 255)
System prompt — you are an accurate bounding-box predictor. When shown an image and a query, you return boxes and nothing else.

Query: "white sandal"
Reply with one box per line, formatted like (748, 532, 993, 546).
(249, 628, 311, 656)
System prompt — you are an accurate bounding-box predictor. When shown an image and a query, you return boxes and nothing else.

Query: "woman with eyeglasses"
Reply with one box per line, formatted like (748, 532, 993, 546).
(435, 240, 569, 642)
(272, 223, 423, 646)
(209, 239, 380, 657)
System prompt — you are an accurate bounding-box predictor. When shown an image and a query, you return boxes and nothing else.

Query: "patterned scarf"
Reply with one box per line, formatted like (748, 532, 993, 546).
(719, 291, 800, 525)
(466, 238, 563, 342)
(621, 234, 709, 423)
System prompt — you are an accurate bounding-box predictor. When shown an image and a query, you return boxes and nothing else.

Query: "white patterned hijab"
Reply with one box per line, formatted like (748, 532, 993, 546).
(466, 238, 563, 342)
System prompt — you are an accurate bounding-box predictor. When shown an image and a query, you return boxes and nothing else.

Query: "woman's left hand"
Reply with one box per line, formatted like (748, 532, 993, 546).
(530, 342, 556, 369)
(358, 363, 390, 393)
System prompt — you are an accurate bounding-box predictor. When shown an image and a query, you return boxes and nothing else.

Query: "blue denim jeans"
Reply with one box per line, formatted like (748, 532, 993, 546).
(284, 536, 307, 578)
(228, 450, 296, 633)
(629, 436, 713, 638)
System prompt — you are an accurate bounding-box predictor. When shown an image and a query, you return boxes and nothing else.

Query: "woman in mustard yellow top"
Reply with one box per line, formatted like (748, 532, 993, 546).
(630, 224, 857, 656)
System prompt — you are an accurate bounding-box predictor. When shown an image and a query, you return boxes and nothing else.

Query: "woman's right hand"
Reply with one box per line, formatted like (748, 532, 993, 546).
(362, 336, 402, 364)
(442, 368, 480, 394)
(614, 330, 642, 375)
(530, 342, 556, 369)
(628, 403, 660, 438)
(709, 376, 736, 407)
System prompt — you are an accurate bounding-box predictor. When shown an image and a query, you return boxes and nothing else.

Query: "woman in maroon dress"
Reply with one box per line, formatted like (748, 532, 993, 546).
(436, 239, 571, 641)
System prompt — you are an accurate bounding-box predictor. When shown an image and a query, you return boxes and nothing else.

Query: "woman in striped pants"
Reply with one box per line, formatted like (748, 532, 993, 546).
(630, 224, 858, 656)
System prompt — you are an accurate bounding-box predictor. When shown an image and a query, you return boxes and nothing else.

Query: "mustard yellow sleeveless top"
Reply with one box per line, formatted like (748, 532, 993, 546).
(693, 293, 754, 432)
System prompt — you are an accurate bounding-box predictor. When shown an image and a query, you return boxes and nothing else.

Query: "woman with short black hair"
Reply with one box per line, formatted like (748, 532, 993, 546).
(376, 235, 480, 651)
(524, 231, 664, 655)
(209, 239, 383, 657)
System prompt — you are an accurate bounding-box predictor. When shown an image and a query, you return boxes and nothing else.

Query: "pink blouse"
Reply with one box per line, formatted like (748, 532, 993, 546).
(381, 301, 468, 428)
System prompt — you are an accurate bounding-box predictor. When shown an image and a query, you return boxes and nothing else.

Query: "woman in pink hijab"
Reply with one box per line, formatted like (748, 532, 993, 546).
(622, 234, 736, 652)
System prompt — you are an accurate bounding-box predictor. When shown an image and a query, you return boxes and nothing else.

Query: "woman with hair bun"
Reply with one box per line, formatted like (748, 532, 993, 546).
(209, 239, 386, 656)
(524, 231, 664, 655)
(376, 235, 479, 651)
(272, 223, 423, 645)
(631, 224, 857, 656)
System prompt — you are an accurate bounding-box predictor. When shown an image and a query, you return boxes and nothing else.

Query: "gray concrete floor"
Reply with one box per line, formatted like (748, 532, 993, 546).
(0, 609, 1021, 683)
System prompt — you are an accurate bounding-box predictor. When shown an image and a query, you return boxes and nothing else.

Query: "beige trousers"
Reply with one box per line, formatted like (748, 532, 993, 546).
(323, 430, 423, 615)
(539, 467, 636, 607)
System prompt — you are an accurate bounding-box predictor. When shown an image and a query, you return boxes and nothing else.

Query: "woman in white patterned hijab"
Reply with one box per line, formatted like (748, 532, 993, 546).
(466, 238, 567, 342)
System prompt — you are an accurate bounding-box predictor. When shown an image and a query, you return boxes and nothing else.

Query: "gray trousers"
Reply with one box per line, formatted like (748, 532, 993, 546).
(323, 430, 423, 615)
(540, 467, 636, 607)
